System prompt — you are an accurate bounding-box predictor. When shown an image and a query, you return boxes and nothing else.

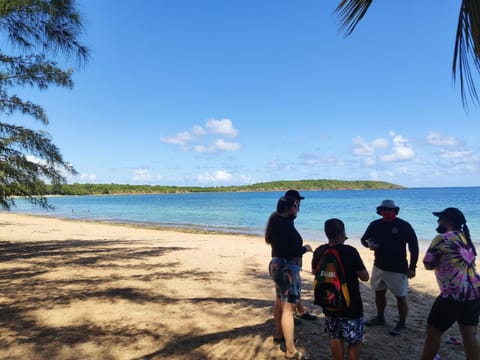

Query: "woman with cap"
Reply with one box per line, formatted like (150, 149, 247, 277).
(284, 189, 318, 322)
(421, 207, 480, 360)
(266, 195, 312, 360)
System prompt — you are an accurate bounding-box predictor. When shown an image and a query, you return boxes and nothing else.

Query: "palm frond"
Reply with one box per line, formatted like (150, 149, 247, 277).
(335, 0, 374, 36)
(453, 0, 480, 108)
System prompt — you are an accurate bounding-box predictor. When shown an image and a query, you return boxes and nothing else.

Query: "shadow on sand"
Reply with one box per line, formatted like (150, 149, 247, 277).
(0, 239, 467, 360)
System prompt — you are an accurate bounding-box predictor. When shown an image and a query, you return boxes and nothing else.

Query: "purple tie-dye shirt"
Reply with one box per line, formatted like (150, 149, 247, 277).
(423, 231, 480, 301)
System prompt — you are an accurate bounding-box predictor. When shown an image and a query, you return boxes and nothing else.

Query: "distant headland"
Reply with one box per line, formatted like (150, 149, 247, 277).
(45, 180, 404, 196)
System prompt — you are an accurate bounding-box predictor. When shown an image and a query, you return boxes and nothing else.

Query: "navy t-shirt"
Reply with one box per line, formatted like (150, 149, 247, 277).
(312, 243, 366, 319)
(360, 217, 419, 274)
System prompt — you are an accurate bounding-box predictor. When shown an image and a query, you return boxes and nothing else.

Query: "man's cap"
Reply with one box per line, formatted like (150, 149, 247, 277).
(284, 189, 305, 200)
(376, 199, 399, 211)
(433, 207, 466, 226)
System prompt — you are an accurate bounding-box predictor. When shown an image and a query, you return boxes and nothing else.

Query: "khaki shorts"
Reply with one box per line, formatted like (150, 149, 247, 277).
(370, 266, 408, 297)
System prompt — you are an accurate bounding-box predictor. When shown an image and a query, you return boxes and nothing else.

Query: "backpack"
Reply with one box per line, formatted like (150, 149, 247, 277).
(314, 247, 350, 312)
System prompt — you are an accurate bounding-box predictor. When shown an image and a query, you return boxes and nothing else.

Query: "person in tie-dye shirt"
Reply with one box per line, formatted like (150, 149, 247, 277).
(420, 207, 480, 360)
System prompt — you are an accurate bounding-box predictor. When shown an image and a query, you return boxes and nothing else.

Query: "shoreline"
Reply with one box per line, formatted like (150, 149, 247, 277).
(7, 187, 480, 246)
(0, 212, 470, 359)
(2, 211, 437, 252)
(1, 211, 263, 237)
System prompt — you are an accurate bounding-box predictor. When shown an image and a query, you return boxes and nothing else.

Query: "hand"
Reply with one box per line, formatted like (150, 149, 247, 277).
(407, 269, 416, 279)
(367, 239, 379, 250)
(304, 244, 313, 252)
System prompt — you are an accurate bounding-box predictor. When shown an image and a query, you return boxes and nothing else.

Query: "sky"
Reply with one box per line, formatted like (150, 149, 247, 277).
(12, 0, 480, 187)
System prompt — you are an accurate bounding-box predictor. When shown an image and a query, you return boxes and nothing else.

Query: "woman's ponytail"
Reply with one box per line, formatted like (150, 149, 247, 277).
(463, 224, 477, 256)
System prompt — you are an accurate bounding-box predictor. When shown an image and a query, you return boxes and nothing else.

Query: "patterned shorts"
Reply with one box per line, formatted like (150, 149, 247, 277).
(269, 258, 301, 304)
(324, 316, 364, 344)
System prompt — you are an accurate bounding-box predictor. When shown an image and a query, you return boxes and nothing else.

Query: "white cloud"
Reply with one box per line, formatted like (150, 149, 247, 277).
(205, 118, 238, 137)
(197, 170, 233, 183)
(372, 138, 389, 148)
(439, 149, 473, 159)
(160, 131, 193, 148)
(353, 136, 388, 155)
(239, 174, 253, 183)
(397, 166, 412, 175)
(427, 132, 458, 146)
(214, 139, 241, 151)
(161, 118, 240, 153)
(80, 173, 97, 181)
(26, 155, 90, 181)
(194, 144, 215, 153)
(447, 162, 477, 174)
(26, 155, 45, 164)
(266, 159, 293, 171)
(132, 168, 152, 181)
(381, 133, 415, 162)
(192, 125, 207, 136)
(300, 153, 340, 166)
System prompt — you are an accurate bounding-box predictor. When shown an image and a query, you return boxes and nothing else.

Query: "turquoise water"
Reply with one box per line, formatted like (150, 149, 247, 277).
(5, 187, 480, 245)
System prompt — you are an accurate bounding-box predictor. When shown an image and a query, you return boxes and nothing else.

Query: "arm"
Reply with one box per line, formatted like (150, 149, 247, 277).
(406, 223, 419, 278)
(352, 247, 369, 281)
(423, 235, 442, 270)
(311, 246, 322, 274)
(356, 269, 369, 281)
(303, 244, 312, 253)
(360, 222, 373, 247)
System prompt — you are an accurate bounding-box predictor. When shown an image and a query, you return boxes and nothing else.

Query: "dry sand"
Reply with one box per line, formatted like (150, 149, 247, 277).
(0, 213, 472, 359)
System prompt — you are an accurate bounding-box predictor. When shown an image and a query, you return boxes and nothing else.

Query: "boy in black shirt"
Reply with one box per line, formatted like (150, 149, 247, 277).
(312, 219, 369, 360)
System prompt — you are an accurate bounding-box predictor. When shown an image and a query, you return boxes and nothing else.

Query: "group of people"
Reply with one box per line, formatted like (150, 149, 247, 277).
(266, 190, 480, 360)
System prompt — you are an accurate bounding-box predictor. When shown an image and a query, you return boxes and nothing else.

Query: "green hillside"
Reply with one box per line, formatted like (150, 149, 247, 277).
(45, 179, 404, 196)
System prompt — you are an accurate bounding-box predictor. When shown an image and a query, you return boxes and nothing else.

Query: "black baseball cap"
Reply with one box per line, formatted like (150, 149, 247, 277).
(284, 189, 305, 200)
(433, 207, 466, 227)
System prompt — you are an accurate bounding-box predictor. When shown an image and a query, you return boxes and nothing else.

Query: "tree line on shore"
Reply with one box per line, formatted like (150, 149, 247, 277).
(40, 179, 404, 196)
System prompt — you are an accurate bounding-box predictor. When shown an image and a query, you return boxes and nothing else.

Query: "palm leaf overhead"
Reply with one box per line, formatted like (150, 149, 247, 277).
(453, 0, 480, 107)
(335, 0, 374, 36)
(335, 0, 480, 108)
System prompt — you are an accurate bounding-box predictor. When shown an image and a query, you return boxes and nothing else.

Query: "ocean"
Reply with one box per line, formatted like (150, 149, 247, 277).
(4, 187, 480, 246)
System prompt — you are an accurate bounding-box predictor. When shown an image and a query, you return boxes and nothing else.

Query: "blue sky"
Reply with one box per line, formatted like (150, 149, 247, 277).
(17, 0, 480, 187)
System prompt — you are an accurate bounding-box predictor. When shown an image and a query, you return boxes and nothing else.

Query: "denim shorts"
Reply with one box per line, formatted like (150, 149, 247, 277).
(324, 316, 364, 344)
(269, 257, 301, 304)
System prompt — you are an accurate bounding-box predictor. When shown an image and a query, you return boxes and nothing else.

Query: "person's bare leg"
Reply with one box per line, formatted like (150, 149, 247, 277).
(282, 302, 297, 357)
(273, 297, 283, 339)
(347, 342, 362, 360)
(420, 325, 443, 360)
(375, 290, 387, 318)
(459, 324, 480, 360)
(329, 338, 344, 360)
(396, 296, 408, 323)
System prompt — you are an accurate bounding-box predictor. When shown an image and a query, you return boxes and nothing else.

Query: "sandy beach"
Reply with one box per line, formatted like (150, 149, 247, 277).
(0, 213, 471, 360)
